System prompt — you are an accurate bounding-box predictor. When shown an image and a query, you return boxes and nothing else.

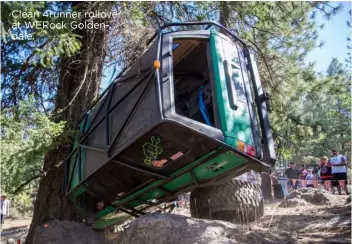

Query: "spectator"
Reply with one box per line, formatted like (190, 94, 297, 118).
(330, 149, 349, 195)
(313, 165, 320, 174)
(319, 156, 333, 191)
(284, 162, 299, 191)
(31, 191, 37, 206)
(3, 196, 9, 219)
(0, 195, 4, 225)
(298, 165, 308, 188)
(306, 169, 315, 188)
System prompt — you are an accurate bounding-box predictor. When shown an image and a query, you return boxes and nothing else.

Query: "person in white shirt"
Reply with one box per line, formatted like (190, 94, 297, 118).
(330, 149, 349, 195)
(305, 169, 315, 188)
(1, 195, 10, 220)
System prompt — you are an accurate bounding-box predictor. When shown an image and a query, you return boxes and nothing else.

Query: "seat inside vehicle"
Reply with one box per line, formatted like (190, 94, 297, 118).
(172, 39, 215, 127)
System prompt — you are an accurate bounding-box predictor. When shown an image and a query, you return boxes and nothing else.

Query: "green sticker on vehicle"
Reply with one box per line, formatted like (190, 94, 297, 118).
(142, 136, 163, 165)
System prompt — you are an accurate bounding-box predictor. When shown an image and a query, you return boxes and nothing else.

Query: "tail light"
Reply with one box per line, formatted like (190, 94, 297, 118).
(236, 140, 256, 157)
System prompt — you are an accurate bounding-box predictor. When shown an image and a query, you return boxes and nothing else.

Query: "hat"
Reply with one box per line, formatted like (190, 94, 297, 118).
(321, 156, 328, 160)
(289, 162, 295, 165)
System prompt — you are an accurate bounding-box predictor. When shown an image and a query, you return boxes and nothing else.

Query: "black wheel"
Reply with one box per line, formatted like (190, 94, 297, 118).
(190, 179, 264, 223)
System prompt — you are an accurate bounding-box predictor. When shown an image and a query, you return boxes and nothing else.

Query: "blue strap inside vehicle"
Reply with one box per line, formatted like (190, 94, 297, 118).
(199, 86, 212, 126)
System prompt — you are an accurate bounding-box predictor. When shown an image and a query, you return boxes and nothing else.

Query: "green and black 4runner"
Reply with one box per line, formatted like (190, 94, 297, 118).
(64, 22, 276, 229)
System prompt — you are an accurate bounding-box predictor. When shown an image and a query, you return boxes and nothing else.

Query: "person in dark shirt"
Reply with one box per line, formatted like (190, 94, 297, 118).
(319, 156, 333, 191)
(285, 162, 299, 191)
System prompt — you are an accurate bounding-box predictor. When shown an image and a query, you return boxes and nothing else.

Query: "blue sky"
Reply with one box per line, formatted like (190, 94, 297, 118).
(305, 1, 351, 73)
(101, 2, 351, 90)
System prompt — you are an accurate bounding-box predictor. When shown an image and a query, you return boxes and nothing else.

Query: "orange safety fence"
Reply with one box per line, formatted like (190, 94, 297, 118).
(278, 178, 347, 186)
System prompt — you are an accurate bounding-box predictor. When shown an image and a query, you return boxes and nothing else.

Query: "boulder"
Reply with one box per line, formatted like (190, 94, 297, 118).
(32, 220, 106, 244)
(286, 188, 333, 205)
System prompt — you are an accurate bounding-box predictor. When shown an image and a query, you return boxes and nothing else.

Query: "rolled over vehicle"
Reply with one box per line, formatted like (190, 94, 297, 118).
(64, 22, 276, 229)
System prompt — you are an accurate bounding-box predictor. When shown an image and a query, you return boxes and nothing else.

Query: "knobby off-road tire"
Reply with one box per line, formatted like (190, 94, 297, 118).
(190, 179, 264, 223)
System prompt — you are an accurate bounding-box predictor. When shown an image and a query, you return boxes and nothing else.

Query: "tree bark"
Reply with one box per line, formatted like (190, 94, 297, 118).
(261, 172, 272, 199)
(219, 2, 230, 28)
(26, 3, 107, 243)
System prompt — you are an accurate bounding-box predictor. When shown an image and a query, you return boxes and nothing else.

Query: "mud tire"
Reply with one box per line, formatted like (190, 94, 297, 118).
(190, 179, 264, 223)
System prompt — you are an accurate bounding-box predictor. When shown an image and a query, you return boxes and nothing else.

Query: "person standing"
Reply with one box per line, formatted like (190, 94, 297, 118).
(0, 196, 4, 225)
(31, 191, 37, 210)
(313, 164, 320, 182)
(319, 156, 333, 191)
(284, 162, 299, 191)
(330, 149, 349, 195)
(298, 165, 308, 188)
(306, 169, 316, 188)
(2, 196, 10, 219)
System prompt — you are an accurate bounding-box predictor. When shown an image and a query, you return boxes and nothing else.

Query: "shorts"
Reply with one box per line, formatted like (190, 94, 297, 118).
(287, 179, 299, 189)
(332, 173, 348, 187)
(306, 184, 314, 188)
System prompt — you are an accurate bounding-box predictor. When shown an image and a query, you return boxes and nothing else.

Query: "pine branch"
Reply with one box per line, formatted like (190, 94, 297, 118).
(12, 174, 43, 195)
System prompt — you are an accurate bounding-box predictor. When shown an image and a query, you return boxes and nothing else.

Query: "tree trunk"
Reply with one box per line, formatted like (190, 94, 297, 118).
(261, 172, 272, 199)
(219, 2, 230, 28)
(26, 3, 107, 243)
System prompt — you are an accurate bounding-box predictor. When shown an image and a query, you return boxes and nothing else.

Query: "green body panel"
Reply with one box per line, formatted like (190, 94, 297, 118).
(210, 32, 254, 146)
(69, 112, 92, 191)
(90, 149, 247, 229)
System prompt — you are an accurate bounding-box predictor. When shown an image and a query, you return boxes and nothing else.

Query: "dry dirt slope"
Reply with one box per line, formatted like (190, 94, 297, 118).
(107, 188, 351, 244)
(254, 189, 351, 244)
(2, 188, 350, 244)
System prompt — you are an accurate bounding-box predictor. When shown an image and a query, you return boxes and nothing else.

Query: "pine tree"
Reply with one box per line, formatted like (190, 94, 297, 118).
(1, 2, 349, 240)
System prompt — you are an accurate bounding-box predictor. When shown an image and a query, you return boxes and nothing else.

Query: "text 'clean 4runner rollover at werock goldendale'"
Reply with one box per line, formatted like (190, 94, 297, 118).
(64, 22, 277, 229)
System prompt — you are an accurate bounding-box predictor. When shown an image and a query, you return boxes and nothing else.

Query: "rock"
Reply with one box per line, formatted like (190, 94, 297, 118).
(285, 188, 333, 205)
(112, 213, 246, 244)
(7, 238, 16, 244)
(32, 220, 106, 244)
(345, 196, 351, 205)
(110, 213, 291, 244)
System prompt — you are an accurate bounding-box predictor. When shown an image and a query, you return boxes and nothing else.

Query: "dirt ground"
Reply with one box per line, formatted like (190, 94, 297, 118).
(254, 194, 351, 243)
(0, 218, 31, 244)
(1, 219, 31, 230)
(165, 190, 351, 243)
(1, 189, 350, 244)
